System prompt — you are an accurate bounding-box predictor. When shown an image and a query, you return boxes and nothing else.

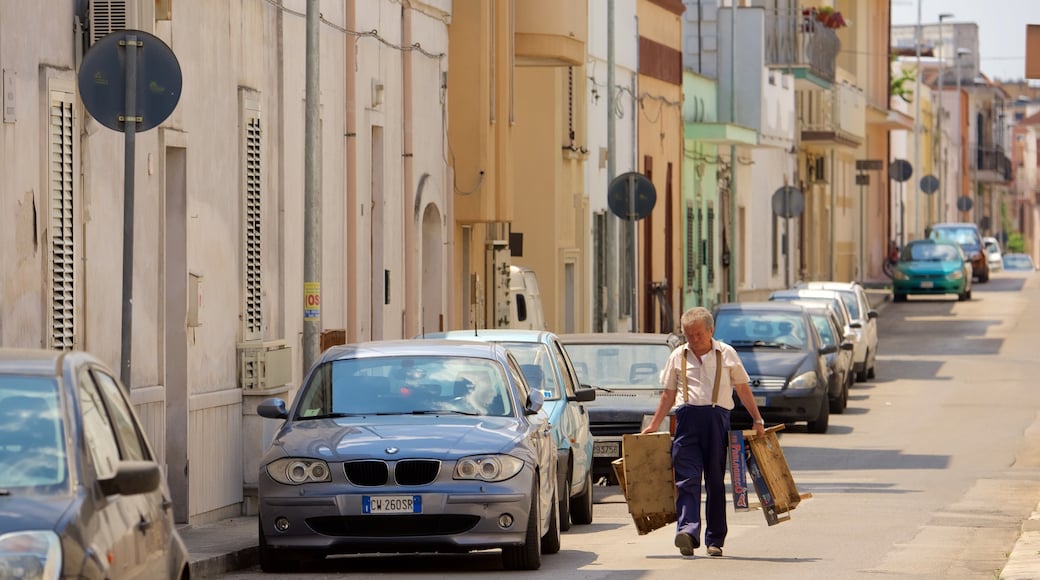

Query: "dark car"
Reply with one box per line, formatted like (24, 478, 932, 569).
(712, 302, 835, 433)
(421, 330, 595, 531)
(556, 332, 684, 484)
(891, 239, 972, 302)
(928, 222, 989, 282)
(786, 300, 855, 414)
(0, 348, 190, 579)
(257, 340, 561, 571)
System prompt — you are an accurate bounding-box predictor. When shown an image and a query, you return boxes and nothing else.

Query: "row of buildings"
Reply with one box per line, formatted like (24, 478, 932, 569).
(1, 0, 1036, 523)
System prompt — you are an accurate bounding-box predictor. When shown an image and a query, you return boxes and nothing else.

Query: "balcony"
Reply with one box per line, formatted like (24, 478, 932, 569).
(974, 147, 1013, 183)
(514, 0, 586, 67)
(760, 3, 840, 89)
(798, 82, 865, 148)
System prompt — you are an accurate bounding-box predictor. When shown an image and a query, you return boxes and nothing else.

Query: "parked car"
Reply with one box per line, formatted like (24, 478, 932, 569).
(556, 332, 684, 484)
(422, 330, 595, 530)
(712, 302, 835, 433)
(793, 280, 880, 381)
(1003, 252, 1037, 271)
(769, 288, 861, 379)
(786, 300, 855, 413)
(983, 236, 1003, 273)
(891, 239, 972, 302)
(927, 222, 989, 282)
(257, 340, 560, 571)
(0, 348, 190, 579)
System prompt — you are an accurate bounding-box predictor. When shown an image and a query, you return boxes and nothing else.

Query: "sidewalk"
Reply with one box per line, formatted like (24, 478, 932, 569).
(179, 287, 1040, 578)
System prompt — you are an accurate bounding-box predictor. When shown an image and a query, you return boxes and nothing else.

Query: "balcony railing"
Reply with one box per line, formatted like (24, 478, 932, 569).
(974, 147, 1013, 183)
(798, 82, 865, 147)
(760, 2, 839, 86)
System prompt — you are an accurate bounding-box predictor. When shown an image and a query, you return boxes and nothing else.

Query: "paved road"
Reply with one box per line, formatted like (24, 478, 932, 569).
(207, 272, 1040, 578)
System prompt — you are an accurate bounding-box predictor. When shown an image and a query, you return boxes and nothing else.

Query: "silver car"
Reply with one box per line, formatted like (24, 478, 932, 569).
(257, 340, 560, 571)
(793, 281, 880, 381)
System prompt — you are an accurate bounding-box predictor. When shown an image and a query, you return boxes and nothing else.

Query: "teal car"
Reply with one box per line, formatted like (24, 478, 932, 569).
(421, 330, 596, 530)
(892, 239, 973, 302)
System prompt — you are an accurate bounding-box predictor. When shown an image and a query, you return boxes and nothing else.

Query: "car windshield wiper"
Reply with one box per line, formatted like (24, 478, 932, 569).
(595, 385, 616, 394)
(410, 409, 480, 416)
(298, 412, 366, 420)
(729, 340, 796, 349)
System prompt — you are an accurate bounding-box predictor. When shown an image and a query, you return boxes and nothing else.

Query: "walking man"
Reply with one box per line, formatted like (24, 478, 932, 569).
(641, 306, 766, 557)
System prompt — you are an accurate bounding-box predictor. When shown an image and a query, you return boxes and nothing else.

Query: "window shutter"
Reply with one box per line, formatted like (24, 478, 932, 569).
(242, 95, 263, 340)
(49, 88, 76, 349)
(89, 0, 128, 45)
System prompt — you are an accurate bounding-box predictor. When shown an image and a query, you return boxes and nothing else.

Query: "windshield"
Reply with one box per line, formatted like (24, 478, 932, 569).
(0, 376, 67, 490)
(296, 356, 513, 418)
(499, 342, 562, 400)
(904, 243, 961, 262)
(929, 227, 979, 246)
(715, 312, 810, 350)
(563, 342, 675, 388)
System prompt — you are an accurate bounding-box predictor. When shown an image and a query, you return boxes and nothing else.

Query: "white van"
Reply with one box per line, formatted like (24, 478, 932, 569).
(508, 265, 547, 330)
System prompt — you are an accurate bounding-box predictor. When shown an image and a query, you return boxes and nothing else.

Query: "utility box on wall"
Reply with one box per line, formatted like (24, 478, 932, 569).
(237, 340, 293, 391)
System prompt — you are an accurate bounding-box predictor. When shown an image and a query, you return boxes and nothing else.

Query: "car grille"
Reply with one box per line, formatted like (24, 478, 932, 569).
(749, 377, 787, 391)
(395, 460, 441, 485)
(308, 515, 480, 537)
(345, 461, 390, 486)
(343, 460, 441, 486)
(590, 421, 642, 437)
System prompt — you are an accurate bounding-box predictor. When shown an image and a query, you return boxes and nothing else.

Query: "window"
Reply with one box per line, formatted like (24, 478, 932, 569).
(79, 371, 121, 480)
(91, 371, 148, 461)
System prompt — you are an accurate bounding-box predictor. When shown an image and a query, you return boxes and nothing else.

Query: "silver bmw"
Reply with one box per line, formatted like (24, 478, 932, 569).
(257, 340, 560, 572)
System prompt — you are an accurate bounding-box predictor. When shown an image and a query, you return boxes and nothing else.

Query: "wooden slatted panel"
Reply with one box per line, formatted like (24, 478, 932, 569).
(189, 400, 243, 515)
(90, 0, 128, 44)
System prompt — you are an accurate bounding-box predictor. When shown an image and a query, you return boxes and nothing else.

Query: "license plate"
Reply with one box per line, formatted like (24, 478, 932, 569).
(593, 441, 620, 458)
(754, 396, 766, 406)
(919, 281, 934, 288)
(362, 495, 422, 514)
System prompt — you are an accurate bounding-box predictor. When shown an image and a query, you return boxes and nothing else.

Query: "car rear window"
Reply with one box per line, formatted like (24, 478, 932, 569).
(563, 343, 674, 388)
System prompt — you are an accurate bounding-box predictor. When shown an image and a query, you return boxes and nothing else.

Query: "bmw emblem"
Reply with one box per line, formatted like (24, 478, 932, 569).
(385, 447, 399, 455)
(751, 379, 762, 387)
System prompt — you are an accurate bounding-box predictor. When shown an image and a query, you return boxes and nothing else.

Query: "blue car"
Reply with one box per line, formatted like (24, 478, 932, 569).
(424, 330, 596, 530)
(257, 340, 560, 571)
(892, 239, 973, 302)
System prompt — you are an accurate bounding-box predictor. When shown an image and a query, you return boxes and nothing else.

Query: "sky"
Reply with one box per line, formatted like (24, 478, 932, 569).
(891, 0, 1040, 82)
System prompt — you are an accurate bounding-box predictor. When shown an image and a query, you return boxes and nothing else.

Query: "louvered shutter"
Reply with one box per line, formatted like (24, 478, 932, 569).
(49, 89, 76, 349)
(242, 98, 263, 340)
(89, 0, 128, 44)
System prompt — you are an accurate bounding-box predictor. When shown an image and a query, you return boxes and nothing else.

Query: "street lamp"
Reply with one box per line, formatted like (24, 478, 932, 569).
(954, 48, 972, 218)
(937, 13, 953, 222)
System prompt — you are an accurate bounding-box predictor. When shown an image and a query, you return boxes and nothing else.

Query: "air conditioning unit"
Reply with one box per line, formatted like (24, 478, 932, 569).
(238, 340, 293, 391)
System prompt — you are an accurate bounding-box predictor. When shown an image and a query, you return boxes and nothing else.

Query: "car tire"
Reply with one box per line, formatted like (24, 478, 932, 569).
(570, 468, 594, 525)
(557, 461, 572, 532)
(831, 374, 850, 414)
(978, 270, 989, 283)
(958, 289, 970, 301)
(541, 488, 562, 554)
(893, 293, 907, 303)
(808, 397, 830, 434)
(502, 482, 542, 570)
(856, 350, 869, 382)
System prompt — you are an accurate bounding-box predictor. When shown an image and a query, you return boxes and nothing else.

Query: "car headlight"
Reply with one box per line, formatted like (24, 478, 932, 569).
(786, 371, 819, 393)
(891, 268, 909, 280)
(454, 455, 524, 482)
(0, 531, 61, 580)
(267, 458, 332, 485)
(946, 269, 964, 280)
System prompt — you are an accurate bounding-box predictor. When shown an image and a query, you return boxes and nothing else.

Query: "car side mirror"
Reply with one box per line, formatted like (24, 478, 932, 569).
(99, 460, 162, 496)
(525, 389, 545, 415)
(819, 344, 838, 355)
(840, 341, 854, 351)
(257, 397, 289, 420)
(568, 388, 596, 403)
(867, 309, 878, 319)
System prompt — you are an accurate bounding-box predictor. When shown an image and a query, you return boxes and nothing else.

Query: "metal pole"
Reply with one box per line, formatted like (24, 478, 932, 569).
(303, 0, 322, 370)
(119, 35, 139, 388)
(728, 2, 738, 303)
(937, 14, 952, 222)
(913, 0, 922, 239)
(956, 53, 962, 219)
(628, 174, 637, 331)
(605, 0, 617, 332)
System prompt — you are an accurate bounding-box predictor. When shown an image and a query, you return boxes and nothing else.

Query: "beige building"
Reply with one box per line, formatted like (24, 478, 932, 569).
(447, 0, 589, 333)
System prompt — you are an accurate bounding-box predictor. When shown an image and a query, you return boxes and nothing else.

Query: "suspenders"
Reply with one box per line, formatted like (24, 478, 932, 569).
(680, 348, 724, 407)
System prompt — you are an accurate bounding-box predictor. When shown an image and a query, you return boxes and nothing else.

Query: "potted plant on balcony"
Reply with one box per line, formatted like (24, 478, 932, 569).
(806, 6, 848, 30)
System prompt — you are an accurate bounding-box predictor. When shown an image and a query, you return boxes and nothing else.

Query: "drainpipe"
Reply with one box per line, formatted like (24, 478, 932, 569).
(403, 5, 417, 336)
(606, 0, 618, 331)
(345, 2, 358, 342)
(728, 1, 738, 303)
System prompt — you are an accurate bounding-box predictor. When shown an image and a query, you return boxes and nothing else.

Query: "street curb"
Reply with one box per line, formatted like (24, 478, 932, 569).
(190, 547, 258, 579)
(1000, 501, 1040, 580)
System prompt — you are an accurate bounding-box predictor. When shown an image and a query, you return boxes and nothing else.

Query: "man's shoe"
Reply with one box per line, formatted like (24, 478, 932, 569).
(707, 545, 723, 557)
(674, 532, 697, 556)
